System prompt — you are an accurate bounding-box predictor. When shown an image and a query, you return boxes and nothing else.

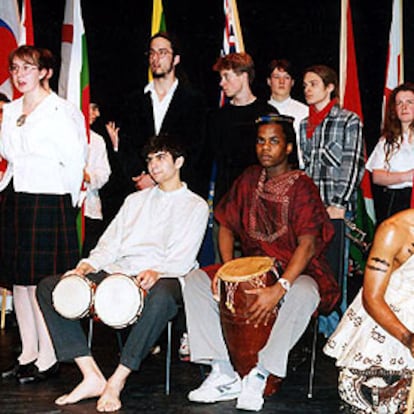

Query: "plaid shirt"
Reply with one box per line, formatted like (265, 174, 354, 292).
(299, 105, 365, 212)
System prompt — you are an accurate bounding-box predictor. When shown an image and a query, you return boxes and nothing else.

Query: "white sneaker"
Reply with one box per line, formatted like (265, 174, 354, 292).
(236, 368, 267, 411)
(178, 333, 190, 361)
(188, 371, 241, 403)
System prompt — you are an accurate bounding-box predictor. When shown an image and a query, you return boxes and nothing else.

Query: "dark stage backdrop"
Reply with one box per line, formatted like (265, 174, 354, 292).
(24, 0, 414, 153)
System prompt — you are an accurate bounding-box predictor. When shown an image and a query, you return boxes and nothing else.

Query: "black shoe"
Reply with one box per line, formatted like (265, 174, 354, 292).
(18, 362, 59, 384)
(16, 362, 38, 384)
(34, 362, 60, 382)
(2, 360, 36, 379)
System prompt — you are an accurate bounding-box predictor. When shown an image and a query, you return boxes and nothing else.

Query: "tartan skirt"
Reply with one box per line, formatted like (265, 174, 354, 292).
(0, 183, 80, 287)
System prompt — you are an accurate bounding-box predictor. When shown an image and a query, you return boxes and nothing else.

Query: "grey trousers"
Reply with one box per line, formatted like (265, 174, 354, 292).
(183, 269, 320, 378)
(37, 272, 182, 371)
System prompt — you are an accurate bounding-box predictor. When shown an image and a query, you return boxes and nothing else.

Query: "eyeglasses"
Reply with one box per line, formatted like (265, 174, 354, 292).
(147, 48, 173, 59)
(9, 63, 38, 75)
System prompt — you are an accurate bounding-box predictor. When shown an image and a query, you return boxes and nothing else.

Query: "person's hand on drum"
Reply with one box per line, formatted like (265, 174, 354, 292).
(136, 269, 160, 291)
(245, 284, 284, 327)
(62, 262, 95, 278)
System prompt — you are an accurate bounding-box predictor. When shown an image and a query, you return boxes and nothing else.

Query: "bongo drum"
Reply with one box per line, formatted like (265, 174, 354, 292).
(94, 273, 144, 329)
(52, 274, 95, 320)
(217, 256, 282, 396)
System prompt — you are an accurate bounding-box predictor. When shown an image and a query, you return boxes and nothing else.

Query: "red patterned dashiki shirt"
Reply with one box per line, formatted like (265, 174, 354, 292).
(214, 165, 340, 314)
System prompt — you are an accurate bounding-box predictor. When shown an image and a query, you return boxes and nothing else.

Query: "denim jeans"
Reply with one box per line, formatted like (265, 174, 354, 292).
(36, 271, 182, 370)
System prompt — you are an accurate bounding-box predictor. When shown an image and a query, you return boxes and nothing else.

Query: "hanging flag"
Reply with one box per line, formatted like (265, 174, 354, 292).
(199, 0, 245, 266)
(151, 0, 166, 35)
(19, 0, 34, 46)
(222, 0, 244, 56)
(59, 0, 90, 131)
(0, 0, 20, 100)
(381, 0, 404, 125)
(340, 0, 376, 229)
(148, 0, 167, 82)
(58, 0, 90, 247)
(0, 0, 20, 174)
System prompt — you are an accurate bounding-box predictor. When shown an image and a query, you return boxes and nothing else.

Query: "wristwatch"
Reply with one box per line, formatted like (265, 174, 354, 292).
(277, 278, 291, 292)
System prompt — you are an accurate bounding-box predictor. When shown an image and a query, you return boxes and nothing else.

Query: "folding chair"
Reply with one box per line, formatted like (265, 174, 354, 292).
(87, 317, 174, 395)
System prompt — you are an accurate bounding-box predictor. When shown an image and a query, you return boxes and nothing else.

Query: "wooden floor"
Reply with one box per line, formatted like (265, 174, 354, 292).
(0, 313, 342, 413)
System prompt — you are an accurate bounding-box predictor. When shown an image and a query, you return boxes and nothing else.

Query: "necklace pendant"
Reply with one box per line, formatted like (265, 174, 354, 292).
(16, 114, 27, 127)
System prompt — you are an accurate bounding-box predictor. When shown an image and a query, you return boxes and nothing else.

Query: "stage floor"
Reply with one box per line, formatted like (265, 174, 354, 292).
(0, 314, 341, 413)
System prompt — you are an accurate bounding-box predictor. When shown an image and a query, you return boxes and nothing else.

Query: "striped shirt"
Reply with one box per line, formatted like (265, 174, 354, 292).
(299, 105, 365, 212)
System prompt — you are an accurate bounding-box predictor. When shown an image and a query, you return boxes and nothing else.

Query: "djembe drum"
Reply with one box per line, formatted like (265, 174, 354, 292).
(94, 273, 145, 329)
(217, 256, 282, 396)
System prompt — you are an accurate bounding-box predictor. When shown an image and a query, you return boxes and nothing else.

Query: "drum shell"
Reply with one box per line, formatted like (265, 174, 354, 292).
(218, 259, 281, 396)
(219, 271, 277, 377)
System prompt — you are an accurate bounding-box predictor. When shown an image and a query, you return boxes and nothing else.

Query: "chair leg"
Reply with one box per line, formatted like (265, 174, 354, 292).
(88, 317, 94, 349)
(1, 288, 7, 330)
(165, 320, 172, 395)
(307, 316, 319, 399)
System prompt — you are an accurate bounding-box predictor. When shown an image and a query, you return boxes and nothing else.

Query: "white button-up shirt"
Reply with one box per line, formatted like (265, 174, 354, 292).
(366, 133, 414, 189)
(0, 92, 87, 206)
(80, 130, 111, 219)
(144, 79, 179, 134)
(82, 184, 208, 283)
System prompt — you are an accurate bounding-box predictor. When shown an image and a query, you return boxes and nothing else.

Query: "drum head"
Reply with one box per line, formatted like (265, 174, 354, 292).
(94, 274, 143, 329)
(52, 275, 93, 320)
(217, 256, 274, 282)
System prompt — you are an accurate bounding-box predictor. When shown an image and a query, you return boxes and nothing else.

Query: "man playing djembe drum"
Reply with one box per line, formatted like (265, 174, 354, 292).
(183, 114, 340, 411)
(36, 135, 208, 412)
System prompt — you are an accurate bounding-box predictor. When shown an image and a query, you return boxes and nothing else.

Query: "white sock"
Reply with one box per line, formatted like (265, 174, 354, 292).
(211, 360, 237, 378)
(244, 365, 269, 394)
(255, 364, 270, 380)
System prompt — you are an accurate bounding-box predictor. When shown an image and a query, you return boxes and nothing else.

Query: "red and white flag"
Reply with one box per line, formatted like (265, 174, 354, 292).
(19, 0, 34, 46)
(0, 0, 20, 100)
(339, 0, 375, 225)
(58, 0, 90, 246)
(219, 0, 244, 107)
(58, 0, 90, 131)
(381, 0, 404, 125)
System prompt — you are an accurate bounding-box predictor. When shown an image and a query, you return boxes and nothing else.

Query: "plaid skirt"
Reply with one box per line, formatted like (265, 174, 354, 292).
(0, 183, 80, 287)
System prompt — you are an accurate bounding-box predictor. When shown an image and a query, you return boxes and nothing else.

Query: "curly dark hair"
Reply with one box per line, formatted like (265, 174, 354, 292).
(382, 82, 414, 168)
(142, 134, 186, 161)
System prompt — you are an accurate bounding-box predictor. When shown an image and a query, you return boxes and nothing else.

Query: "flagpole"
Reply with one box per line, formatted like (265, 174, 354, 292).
(399, 0, 404, 82)
(339, 0, 347, 107)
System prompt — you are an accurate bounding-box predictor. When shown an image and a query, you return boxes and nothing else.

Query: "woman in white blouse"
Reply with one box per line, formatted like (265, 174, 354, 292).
(0, 46, 87, 383)
(366, 82, 414, 224)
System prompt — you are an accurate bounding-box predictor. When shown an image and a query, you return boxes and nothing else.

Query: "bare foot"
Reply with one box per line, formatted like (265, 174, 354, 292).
(96, 382, 123, 412)
(55, 373, 106, 406)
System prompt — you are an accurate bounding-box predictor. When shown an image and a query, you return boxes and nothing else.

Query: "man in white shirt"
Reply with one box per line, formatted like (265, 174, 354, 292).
(267, 59, 308, 168)
(81, 103, 111, 257)
(36, 135, 209, 412)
